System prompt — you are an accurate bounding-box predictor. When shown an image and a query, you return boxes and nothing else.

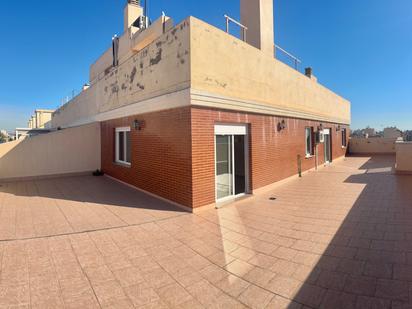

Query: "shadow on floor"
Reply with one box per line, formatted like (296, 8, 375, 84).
(0, 174, 187, 213)
(290, 155, 412, 308)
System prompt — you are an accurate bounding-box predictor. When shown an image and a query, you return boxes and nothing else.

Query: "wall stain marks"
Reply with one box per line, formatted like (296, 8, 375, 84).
(150, 48, 163, 65)
(110, 82, 119, 94)
(215, 80, 227, 88)
(130, 67, 137, 83)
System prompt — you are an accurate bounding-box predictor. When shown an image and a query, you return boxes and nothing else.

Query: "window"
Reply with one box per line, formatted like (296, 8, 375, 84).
(341, 128, 347, 147)
(115, 127, 131, 165)
(305, 127, 314, 157)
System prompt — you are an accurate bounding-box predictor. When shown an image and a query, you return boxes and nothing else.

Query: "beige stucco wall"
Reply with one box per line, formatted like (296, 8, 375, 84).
(52, 17, 350, 129)
(396, 141, 412, 173)
(190, 17, 350, 125)
(53, 18, 190, 129)
(349, 137, 397, 154)
(0, 123, 101, 180)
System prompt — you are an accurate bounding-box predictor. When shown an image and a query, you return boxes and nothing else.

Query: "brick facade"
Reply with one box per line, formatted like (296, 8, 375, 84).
(101, 107, 193, 207)
(101, 106, 349, 209)
(191, 107, 348, 208)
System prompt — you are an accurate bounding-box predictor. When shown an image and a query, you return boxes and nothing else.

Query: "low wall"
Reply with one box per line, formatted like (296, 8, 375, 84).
(396, 141, 412, 173)
(349, 137, 397, 154)
(0, 123, 101, 181)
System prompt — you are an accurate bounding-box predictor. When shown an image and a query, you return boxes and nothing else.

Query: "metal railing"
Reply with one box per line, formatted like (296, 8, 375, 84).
(224, 15, 247, 42)
(275, 44, 301, 70)
(59, 88, 82, 107)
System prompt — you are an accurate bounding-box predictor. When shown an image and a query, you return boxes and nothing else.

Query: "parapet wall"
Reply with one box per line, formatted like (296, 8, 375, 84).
(396, 141, 412, 173)
(0, 123, 101, 181)
(349, 137, 397, 154)
(190, 17, 351, 125)
(52, 19, 191, 129)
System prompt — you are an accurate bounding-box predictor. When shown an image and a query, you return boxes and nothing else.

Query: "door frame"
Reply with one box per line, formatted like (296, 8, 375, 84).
(323, 128, 332, 163)
(214, 123, 249, 202)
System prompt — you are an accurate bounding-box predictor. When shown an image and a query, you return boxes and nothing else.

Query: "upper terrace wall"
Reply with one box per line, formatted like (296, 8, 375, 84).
(0, 123, 101, 181)
(52, 17, 350, 129)
(189, 17, 350, 125)
(52, 19, 190, 128)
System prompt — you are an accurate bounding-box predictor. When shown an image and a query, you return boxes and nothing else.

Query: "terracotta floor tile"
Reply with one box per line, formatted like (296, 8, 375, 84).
(215, 274, 250, 298)
(124, 283, 160, 307)
(186, 279, 223, 306)
(375, 279, 409, 302)
(1, 155, 410, 307)
(238, 284, 274, 309)
(156, 282, 193, 307)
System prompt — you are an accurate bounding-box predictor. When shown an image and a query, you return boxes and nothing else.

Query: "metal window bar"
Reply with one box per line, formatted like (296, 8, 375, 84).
(224, 15, 247, 42)
(275, 45, 301, 70)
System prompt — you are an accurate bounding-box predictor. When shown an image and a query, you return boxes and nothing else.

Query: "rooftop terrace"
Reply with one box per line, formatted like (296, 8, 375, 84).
(1, 155, 412, 308)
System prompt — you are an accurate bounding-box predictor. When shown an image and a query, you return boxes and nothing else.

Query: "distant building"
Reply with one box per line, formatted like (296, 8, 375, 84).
(28, 109, 54, 129)
(383, 127, 402, 139)
(0, 130, 9, 143)
(15, 128, 51, 140)
(403, 130, 412, 142)
(363, 127, 376, 138)
(350, 127, 377, 138)
(0, 130, 8, 137)
(16, 109, 55, 140)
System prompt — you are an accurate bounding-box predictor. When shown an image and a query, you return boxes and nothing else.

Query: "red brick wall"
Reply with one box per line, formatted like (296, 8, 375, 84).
(101, 106, 349, 209)
(190, 107, 349, 208)
(101, 107, 193, 207)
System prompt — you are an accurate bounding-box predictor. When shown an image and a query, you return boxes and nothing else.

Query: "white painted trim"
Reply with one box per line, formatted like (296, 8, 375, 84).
(115, 127, 131, 165)
(324, 128, 332, 163)
(215, 124, 247, 135)
(56, 88, 191, 129)
(341, 128, 347, 147)
(191, 89, 351, 125)
(115, 127, 131, 132)
(56, 87, 350, 130)
(305, 127, 313, 157)
(214, 125, 249, 202)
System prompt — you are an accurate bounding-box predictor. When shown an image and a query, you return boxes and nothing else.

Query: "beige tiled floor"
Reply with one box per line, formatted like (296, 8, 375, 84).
(1, 155, 412, 308)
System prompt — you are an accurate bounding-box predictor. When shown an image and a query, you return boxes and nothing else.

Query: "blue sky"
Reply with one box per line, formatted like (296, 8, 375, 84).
(0, 0, 411, 132)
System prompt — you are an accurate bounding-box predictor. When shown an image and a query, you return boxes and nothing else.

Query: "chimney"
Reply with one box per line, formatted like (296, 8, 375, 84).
(124, 0, 144, 32)
(305, 67, 317, 82)
(240, 0, 274, 57)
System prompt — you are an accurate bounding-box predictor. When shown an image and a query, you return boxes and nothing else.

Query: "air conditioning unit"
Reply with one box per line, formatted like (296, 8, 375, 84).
(316, 131, 325, 144)
(319, 131, 325, 143)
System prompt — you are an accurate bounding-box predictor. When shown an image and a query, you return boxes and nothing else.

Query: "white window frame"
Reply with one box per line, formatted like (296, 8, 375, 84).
(341, 128, 347, 148)
(115, 127, 131, 166)
(305, 127, 313, 158)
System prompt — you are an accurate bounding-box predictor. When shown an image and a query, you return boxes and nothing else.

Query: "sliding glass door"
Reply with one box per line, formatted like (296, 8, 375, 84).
(215, 124, 248, 201)
(216, 135, 233, 200)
